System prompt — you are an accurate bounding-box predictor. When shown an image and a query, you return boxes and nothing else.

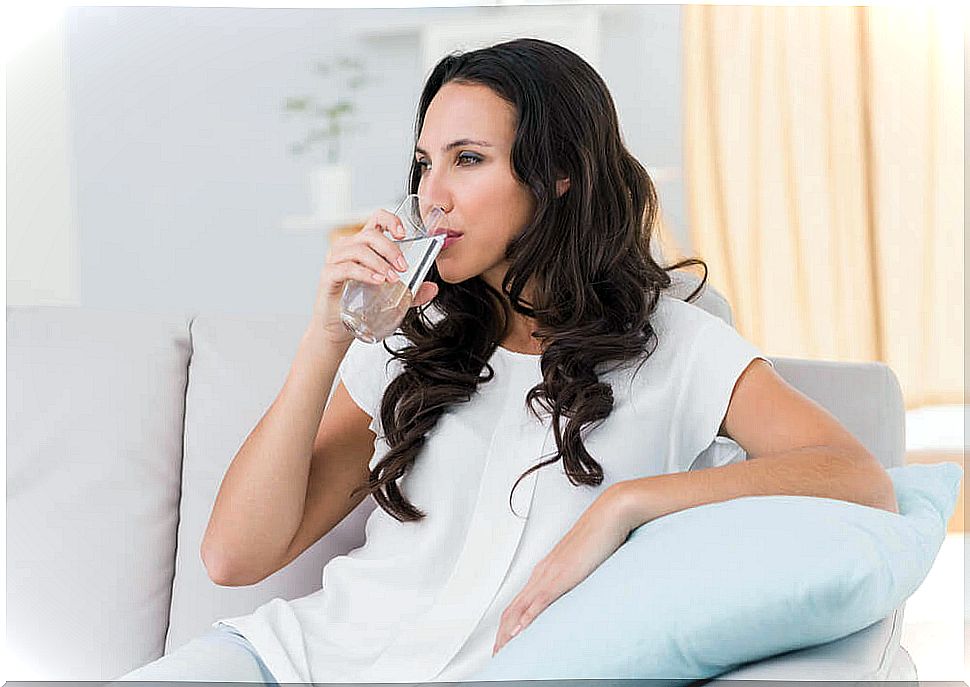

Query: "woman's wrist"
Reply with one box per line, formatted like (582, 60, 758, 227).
(306, 316, 355, 350)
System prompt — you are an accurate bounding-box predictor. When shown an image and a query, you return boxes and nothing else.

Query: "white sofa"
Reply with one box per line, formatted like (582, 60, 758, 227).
(6, 276, 918, 682)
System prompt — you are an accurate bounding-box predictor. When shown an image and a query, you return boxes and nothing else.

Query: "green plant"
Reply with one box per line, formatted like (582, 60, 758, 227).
(283, 55, 372, 165)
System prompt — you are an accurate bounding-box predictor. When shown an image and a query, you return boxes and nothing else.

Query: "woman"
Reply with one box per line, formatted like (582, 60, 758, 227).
(116, 37, 896, 684)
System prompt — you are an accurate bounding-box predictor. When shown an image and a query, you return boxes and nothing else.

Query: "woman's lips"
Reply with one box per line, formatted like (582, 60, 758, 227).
(430, 227, 463, 250)
(442, 234, 463, 250)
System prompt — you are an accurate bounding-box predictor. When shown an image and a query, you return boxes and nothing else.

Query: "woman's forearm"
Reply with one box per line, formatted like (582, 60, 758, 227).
(200, 322, 351, 585)
(614, 446, 898, 532)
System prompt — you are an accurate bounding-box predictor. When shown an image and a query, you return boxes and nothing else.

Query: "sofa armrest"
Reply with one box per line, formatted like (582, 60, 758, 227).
(708, 604, 908, 681)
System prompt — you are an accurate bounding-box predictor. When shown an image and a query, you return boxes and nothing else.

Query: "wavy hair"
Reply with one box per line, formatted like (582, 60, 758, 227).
(349, 38, 708, 522)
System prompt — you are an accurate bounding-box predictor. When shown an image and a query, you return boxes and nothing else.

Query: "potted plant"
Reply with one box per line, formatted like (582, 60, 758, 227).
(283, 55, 372, 221)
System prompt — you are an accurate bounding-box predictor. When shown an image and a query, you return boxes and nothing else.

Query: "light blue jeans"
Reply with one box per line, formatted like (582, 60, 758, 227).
(114, 625, 279, 684)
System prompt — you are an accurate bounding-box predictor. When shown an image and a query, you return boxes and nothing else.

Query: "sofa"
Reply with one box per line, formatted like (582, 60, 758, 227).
(6, 273, 919, 682)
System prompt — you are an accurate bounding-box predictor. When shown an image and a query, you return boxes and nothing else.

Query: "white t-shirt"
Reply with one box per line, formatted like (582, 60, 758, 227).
(213, 292, 773, 683)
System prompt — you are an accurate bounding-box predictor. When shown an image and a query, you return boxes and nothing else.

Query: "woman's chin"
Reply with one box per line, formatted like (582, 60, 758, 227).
(433, 262, 464, 284)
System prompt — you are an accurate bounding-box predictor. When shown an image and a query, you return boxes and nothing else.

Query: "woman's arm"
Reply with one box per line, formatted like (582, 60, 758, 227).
(621, 357, 898, 531)
(493, 360, 899, 655)
(200, 322, 351, 585)
(613, 444, 898, 531)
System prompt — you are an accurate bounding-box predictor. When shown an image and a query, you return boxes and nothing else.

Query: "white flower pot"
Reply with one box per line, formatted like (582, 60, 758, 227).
(309, 164, 352, 220)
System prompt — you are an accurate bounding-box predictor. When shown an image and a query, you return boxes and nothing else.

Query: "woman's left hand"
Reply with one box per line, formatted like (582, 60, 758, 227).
(492, 485, 633, 657)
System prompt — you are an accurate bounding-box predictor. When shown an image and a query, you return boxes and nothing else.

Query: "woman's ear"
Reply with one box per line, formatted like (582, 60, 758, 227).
(555, 177, 571, 197)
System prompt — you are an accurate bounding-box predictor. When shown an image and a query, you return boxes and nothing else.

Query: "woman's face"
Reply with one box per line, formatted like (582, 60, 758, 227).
(415, 82, 536, 292)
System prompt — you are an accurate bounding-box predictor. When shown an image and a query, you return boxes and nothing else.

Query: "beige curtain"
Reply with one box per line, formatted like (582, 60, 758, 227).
(682, 5, 963, 410)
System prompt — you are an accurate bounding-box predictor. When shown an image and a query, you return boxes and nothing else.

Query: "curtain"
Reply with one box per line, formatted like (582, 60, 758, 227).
(682, 5, 963, 410)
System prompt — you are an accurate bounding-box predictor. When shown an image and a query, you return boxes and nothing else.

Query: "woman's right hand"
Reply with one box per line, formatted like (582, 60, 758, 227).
(312, 208, 440, 346)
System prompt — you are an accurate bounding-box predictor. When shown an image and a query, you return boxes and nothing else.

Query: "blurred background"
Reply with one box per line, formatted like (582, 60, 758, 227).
(5, 0, 966, 679)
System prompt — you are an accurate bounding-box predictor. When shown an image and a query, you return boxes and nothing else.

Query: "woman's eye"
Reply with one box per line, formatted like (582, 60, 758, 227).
(415, 154, 481, 173)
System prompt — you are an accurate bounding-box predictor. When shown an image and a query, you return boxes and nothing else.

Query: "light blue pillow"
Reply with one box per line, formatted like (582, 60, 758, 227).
(467, 462, 962, 682)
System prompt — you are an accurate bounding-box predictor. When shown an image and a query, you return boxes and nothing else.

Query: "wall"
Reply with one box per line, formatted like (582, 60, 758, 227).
(8, 5, 686, 316)
(7, 13, 78, 306)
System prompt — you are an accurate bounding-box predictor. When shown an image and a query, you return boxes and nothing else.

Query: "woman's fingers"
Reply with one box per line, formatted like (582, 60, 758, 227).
(334, 260, 391, 285)
(361, 228, 409, 275)
(412, 281, 439, 307)
(311, 207, 411, 338)
(328, 226, 408, 282)
(345, 243, 401, 282)
(330, 220, 408, 272)
(362, 209, 406, 239)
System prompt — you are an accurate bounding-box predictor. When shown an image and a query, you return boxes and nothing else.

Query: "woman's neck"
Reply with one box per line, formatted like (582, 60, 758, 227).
(499, 339, 544, 355)
(483, 270, 544, 354)
(499, 323, 544, 355)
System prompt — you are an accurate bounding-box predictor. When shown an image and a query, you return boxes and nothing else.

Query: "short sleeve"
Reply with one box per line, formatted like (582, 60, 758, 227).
(672, 316, 774, 473)
(336, 336, 404, 435)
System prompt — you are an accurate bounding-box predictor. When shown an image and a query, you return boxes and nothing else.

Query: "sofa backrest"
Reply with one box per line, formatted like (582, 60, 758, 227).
(7, 306, 192, 680)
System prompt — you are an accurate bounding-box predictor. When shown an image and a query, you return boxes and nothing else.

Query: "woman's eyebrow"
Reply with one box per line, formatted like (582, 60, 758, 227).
(414, 139, 493, 155)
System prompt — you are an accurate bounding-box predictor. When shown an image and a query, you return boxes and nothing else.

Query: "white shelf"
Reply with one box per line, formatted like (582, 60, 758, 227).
(279, 200, 398, 234)
(279, 213, 369, 234)
(354, 5, 602, 74)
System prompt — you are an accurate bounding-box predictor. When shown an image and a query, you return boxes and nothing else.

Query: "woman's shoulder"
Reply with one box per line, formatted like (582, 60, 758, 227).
(598, 294, 715, 382)
(653, 291, 725, 339)
(337, 332, 414, 418)
(341, 332, 412, 377)
(346, 331, 413, 353)
(628, 292, 739, 377)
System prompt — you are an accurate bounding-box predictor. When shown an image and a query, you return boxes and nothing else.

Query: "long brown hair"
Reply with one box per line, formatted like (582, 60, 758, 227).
(350, 38, 708, 521)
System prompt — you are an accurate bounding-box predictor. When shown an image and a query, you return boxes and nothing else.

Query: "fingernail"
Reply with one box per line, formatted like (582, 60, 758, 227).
(396, 256, 408, 270)
(511, 624, 522, 637)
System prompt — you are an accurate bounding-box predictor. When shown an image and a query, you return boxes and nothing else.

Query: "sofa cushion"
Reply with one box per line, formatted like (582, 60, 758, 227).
(166, 313, 377, 655)
(6, 306, 191, 680)
(714, 604, 907, 679)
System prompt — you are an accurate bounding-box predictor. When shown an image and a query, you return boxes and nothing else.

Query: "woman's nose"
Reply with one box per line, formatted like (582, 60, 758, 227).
(418, 169, 454, 214)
